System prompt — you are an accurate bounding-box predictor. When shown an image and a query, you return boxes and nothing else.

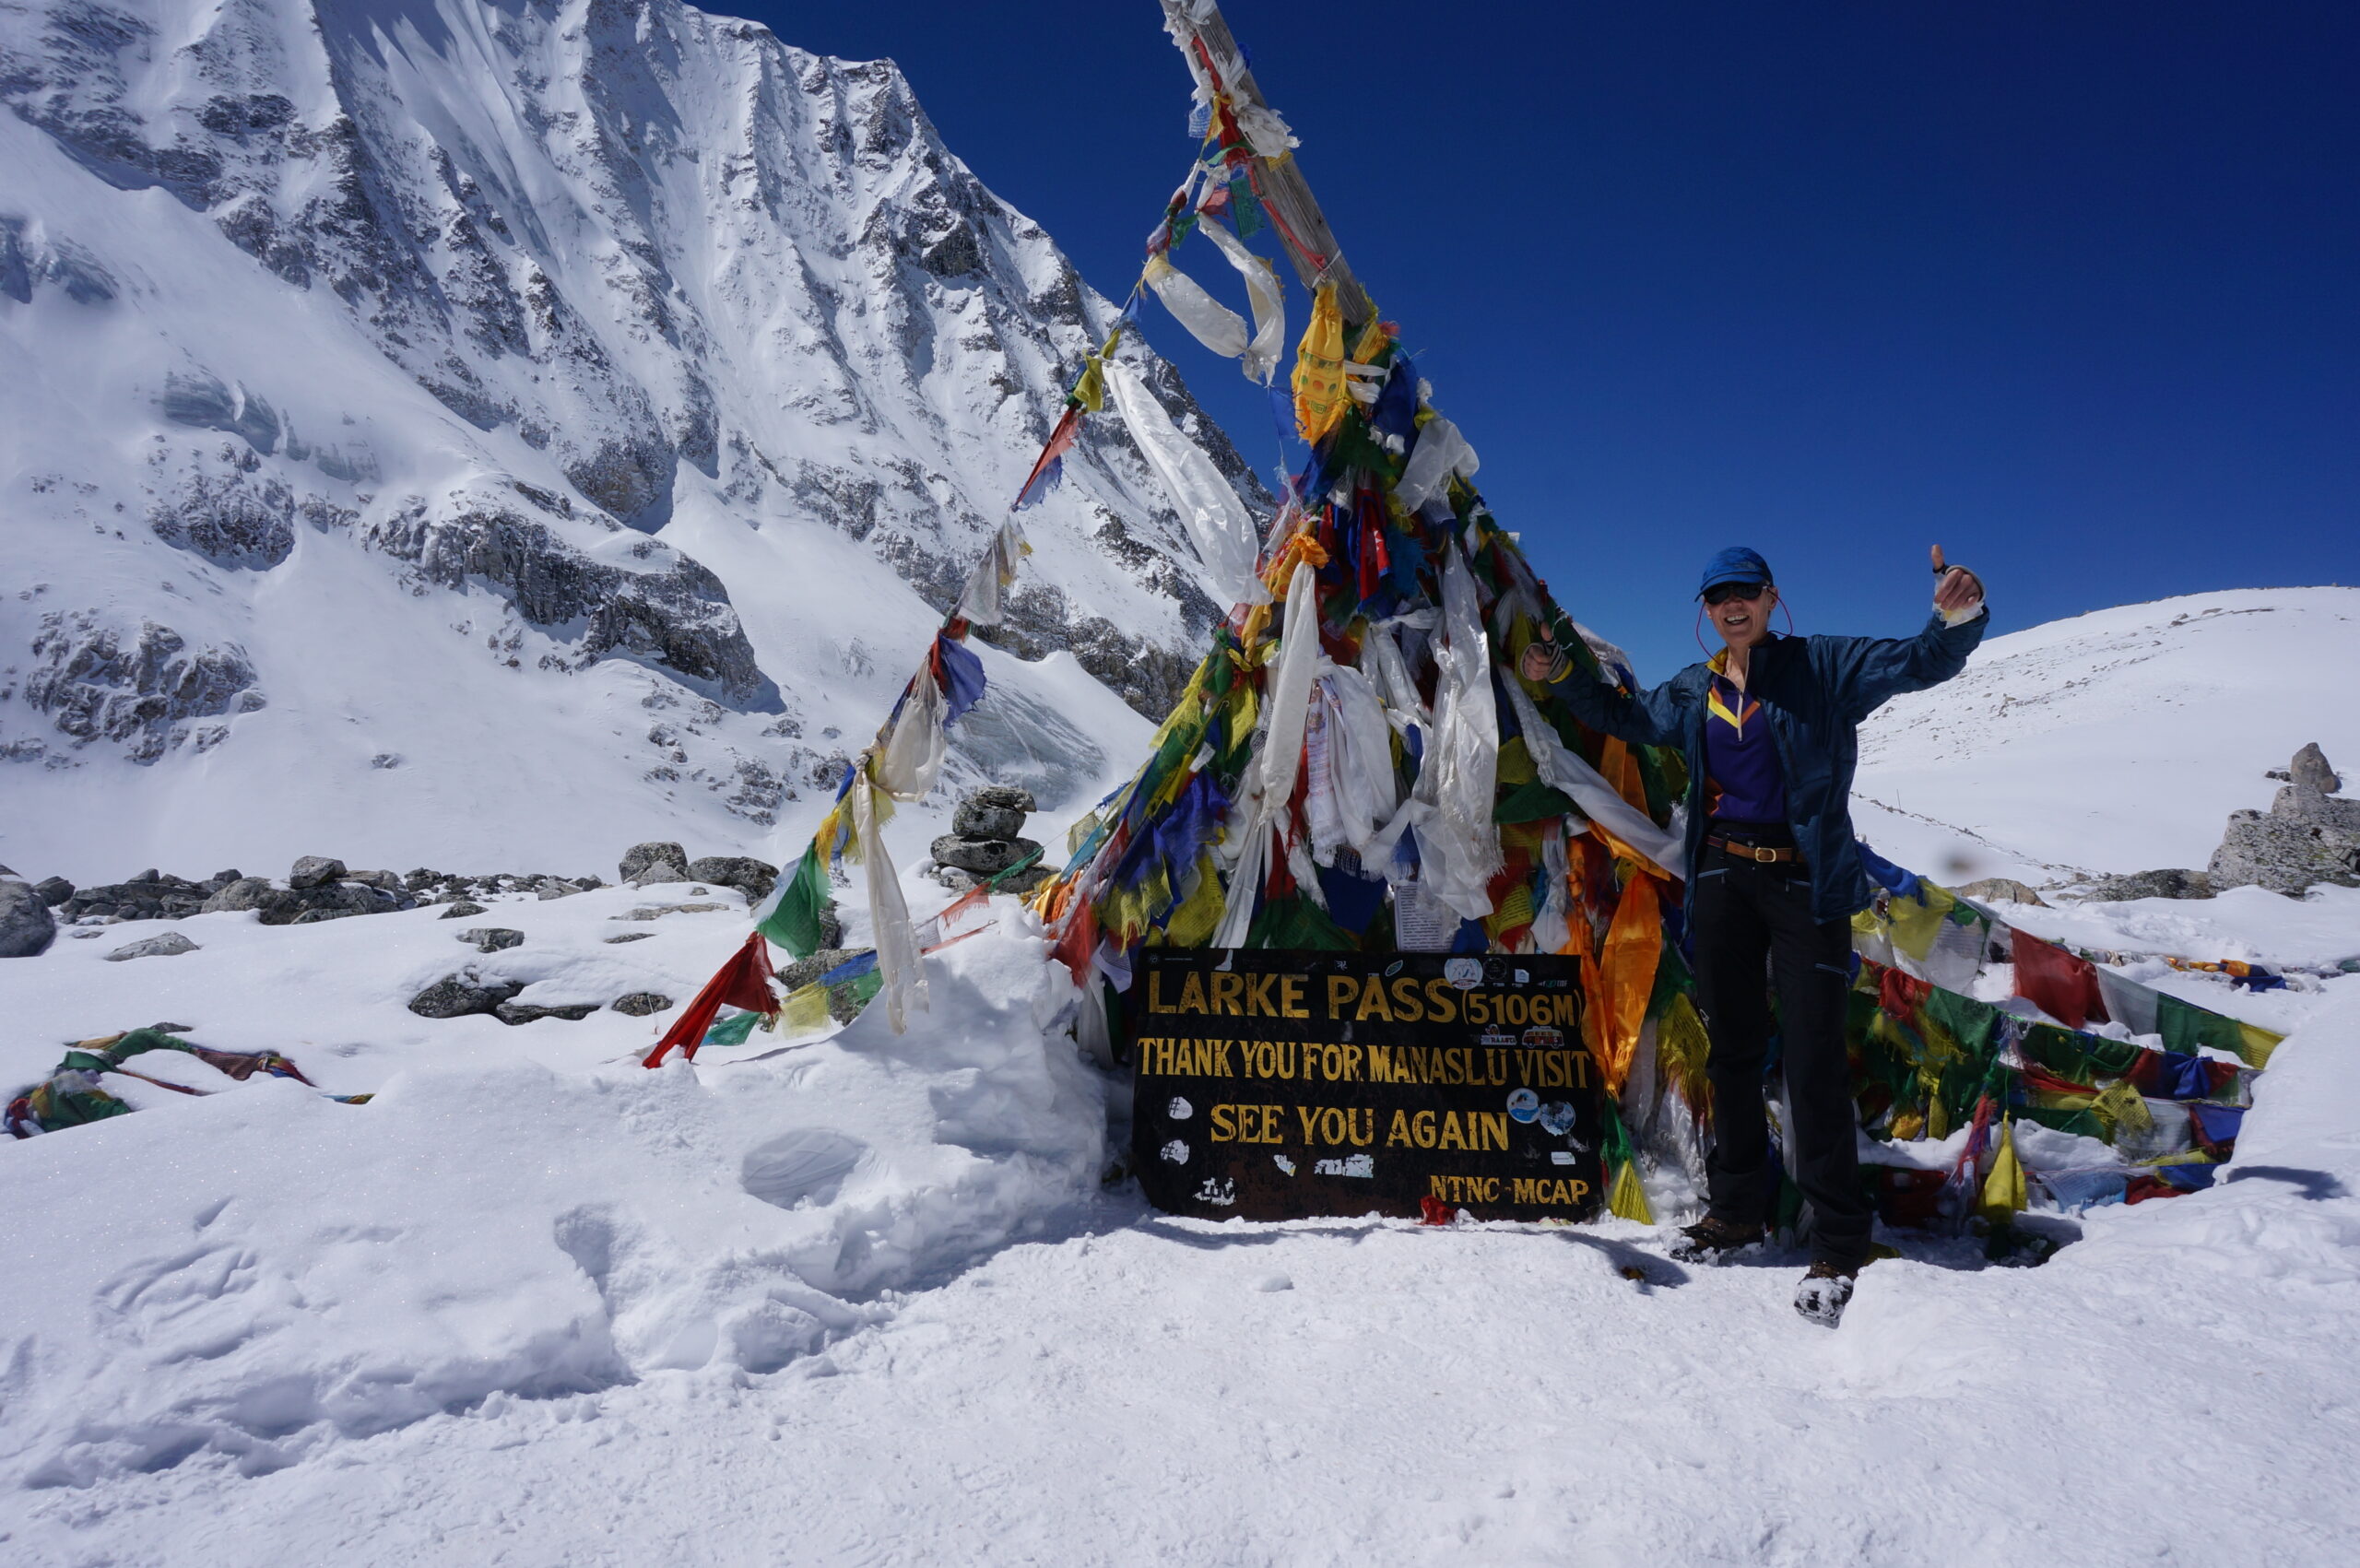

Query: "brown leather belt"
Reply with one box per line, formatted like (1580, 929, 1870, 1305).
(1707, 835, 1799, 864)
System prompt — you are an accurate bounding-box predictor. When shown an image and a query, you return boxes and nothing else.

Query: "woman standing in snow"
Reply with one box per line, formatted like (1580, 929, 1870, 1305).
(1524, 546, 1987, 1326)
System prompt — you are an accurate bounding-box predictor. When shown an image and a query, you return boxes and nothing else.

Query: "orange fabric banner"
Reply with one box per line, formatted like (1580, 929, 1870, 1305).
(1595, 873, 1663, 1097)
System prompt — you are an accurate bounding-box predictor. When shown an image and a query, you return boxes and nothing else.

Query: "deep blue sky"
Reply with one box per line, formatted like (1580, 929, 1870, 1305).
(747, 1, 2355, 678)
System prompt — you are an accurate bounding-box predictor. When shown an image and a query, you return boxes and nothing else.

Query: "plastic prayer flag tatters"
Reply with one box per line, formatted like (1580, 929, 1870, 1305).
(1104, 358, 1270, 609)
(1292, 282, 1348, 444)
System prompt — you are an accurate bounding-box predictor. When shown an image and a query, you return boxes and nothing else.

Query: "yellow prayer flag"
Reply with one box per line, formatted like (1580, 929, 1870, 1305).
(1292, 282, 1347, 443)
(1608, 1160, 1657, 1224)
(1979, 1119, 2028, 1221)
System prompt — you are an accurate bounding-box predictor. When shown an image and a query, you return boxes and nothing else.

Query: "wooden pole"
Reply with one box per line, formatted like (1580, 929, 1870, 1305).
(1157, 1, 1378, 336)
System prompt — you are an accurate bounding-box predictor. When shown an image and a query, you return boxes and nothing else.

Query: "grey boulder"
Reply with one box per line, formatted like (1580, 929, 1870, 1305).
(439, 900, 488, 920)
(105, 932, 201, 961)
(458, 927, 525, 953)
(2209, 747, 2360, 896)
(950, 802, 1028, 843)
(35, 876, 74, 907)
(930, 835, 1042, 878)
(964, 784, 1038, 815)
(289, 855, 348, 890)
(2083, 868, 2212, 902)
(2292, 741, 2342, 795)
(495, 1000, 600, 1025)
(202, 877, 281, 914)
(260, 882, 395, 926)
(620, 842, 691, 884)
(689, 856, 778, 902)
(407, 972, 525, 1019)
(1953, 878, 2048, 907)
(0, 868, 58, 959)
(612, 991, 675, 1016)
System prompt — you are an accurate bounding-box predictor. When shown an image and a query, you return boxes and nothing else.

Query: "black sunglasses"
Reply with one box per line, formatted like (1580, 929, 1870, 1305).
(1703, 582, 1770, 607)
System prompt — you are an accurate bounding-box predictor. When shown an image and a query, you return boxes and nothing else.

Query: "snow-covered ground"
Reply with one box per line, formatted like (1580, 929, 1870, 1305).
(5, 590, 2360, 1564)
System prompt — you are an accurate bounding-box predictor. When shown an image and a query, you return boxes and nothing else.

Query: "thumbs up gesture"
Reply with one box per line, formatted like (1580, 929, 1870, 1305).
(1932, 545, 1984, 615)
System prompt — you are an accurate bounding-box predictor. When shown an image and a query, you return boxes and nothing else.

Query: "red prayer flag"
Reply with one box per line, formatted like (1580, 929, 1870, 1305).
(2011, 931, 2108, 1031)
(1013, 407, 1081, 508)
(643, 932, 776, 1068)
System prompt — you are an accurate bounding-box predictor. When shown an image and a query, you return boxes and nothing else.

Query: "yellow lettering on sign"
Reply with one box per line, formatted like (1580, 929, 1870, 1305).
(1177, 973, 1207, 1016)
(1210, 972, 1244, 1016)
(1281, 975, 1308, 1019)
(1355, 979, 1393, 1023)
(1425, 980, 1457, 1024)
(1326, 973, 1359, 1020)
(1390, 976, 1426, 1023)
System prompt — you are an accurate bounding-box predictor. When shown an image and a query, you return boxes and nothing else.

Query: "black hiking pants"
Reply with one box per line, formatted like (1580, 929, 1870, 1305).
(1691, 841, 1870, 1268)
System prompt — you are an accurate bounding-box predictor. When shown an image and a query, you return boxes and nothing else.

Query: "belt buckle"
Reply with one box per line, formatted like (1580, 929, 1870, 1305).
(1752, 844, 1778, 864)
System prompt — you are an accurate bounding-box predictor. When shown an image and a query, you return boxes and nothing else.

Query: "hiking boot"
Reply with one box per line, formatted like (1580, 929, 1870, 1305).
(1669, 1216, 1765, 1264)
(1794, 1260, 1857, 1327)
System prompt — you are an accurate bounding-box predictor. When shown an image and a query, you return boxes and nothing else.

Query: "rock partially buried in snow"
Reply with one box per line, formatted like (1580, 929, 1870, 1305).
(620, 842, 691, 885)
(104, 932, 200, 961)
(459, 927, 525, 953)
(2083, 868, 2212, 902)
(495, 1000, 600, 1025)
(0, 867, 59, 958)
(440, 900, 488, 920)
(289, 855, 348, 890)
(1955, 878, 2049, 906)
(612, 992, 674, 1016)
(688, 855, 776, 902)
(604, 932, 654, 944)
(407, 973, 525, 1019)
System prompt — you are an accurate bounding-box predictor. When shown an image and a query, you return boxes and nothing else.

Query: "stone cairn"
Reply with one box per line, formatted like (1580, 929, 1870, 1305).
(928, 785, 1049, 897)
(2210, 743, 2360, 896)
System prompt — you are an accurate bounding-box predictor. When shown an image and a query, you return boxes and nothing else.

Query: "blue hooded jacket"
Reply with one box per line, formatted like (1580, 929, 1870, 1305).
(1549, 612, 1989, 924)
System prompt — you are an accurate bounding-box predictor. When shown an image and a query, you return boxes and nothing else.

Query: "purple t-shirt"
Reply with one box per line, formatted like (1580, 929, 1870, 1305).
(1703, 669, 1788, 824)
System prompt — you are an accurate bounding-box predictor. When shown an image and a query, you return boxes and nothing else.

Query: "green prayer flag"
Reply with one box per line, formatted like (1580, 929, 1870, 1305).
(2155, 991, 2252, 1062)
(760, 845, 830, 960)
(702, 1009, 761, 1047)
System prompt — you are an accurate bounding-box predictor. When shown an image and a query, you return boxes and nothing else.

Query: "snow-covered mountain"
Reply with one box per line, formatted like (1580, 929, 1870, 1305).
(1853, 587, 2360, 884)
(0, 0, 1249, 881)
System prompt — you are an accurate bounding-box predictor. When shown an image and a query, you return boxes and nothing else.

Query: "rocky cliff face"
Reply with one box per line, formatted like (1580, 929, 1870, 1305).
(0, 0, 1249, 877)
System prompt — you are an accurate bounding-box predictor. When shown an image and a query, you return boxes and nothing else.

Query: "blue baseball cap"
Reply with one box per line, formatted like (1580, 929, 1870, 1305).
(1697, 547, 1774, 599)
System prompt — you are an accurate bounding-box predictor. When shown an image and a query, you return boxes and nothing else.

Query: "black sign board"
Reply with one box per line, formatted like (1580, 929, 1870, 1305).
(1127, 949, 1605, 1222)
